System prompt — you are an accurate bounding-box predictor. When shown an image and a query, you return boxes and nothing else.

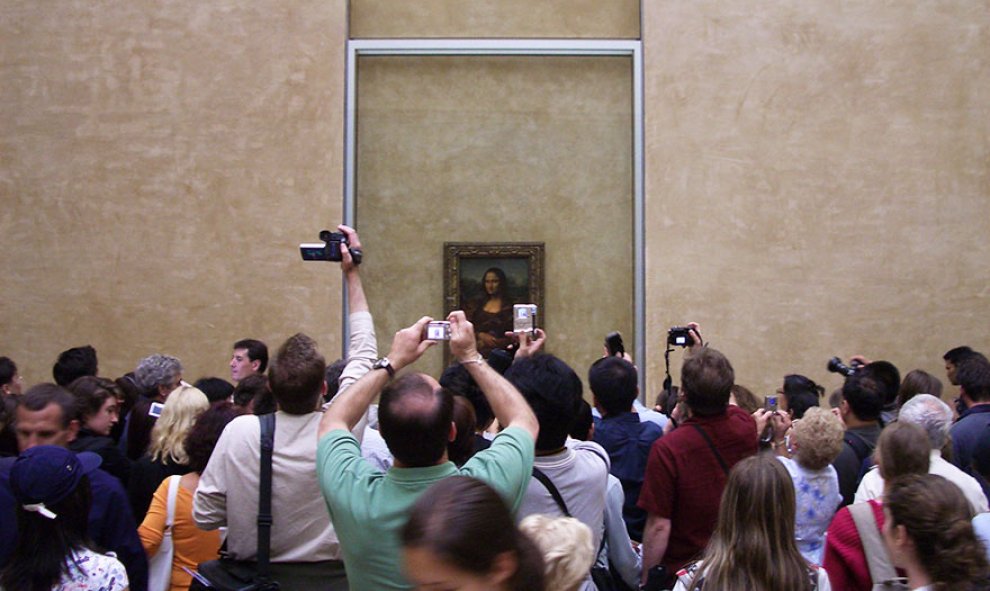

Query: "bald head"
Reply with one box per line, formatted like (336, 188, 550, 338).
(378, 373, 453, 467)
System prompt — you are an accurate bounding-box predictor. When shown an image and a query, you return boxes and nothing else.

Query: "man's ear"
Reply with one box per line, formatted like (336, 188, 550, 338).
(448, 421, 457, 443)
(489, 551, 518, 586)
(66, 419, 80, 443)
(251, 359, 261, 373)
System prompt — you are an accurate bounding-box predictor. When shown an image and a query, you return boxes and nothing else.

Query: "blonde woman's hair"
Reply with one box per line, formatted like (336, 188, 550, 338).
(686, 454, 814, 591)
(791, 407, 845, 470)
(149, 385, 209, 464)
(518, 514, 595, 591)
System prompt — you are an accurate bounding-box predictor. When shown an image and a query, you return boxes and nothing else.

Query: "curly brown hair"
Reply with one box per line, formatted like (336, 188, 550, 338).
(184, 401, 245, 473)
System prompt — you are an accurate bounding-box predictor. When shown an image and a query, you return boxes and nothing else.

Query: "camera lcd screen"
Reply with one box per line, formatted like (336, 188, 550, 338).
(426, 321, 450, 341)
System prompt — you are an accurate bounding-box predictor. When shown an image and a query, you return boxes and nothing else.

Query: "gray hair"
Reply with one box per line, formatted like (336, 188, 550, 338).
(135, 354, 183, 391)
(897, 393, 952, 450)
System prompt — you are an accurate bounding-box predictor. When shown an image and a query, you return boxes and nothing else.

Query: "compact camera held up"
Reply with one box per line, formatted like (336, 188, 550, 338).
(667, 326, 693, 348)
(300, 230, 363, 264)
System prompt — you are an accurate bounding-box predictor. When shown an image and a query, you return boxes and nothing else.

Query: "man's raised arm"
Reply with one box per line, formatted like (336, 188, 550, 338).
(318, 316, 435, 438)
(448, 311, 538, 440)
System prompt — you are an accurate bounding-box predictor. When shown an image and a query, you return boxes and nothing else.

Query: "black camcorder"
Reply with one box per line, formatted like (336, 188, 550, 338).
(300, 230, 362, 264)
(826, 356, 863, 377)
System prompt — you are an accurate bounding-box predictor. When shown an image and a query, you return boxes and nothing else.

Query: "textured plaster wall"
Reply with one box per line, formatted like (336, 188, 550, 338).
(355, 56, 634, 380)
(0, 1, 349, 383)
(643, 2, 990, 398)
(350, 0, 640, 39)
(3, 1, 987, 403)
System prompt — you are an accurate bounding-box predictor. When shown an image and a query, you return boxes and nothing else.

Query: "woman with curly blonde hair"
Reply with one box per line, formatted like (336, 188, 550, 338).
(128, 385, 209, 521)
(773, 407, 845, 563)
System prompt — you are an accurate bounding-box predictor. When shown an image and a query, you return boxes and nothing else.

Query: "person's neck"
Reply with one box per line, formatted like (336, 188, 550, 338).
(904, 562, 932, 590)
(844, 415, 878, 429)
(535, 446, 566, 457)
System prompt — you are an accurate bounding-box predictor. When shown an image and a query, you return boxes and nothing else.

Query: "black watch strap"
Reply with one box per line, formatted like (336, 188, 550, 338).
(373, 357, 395, 378)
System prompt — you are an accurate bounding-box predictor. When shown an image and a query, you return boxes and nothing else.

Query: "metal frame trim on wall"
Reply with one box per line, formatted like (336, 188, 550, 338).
(342, 38, 646, 394)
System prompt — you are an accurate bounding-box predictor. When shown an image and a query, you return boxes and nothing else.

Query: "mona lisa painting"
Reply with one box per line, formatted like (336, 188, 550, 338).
(443, 242, 545, 359)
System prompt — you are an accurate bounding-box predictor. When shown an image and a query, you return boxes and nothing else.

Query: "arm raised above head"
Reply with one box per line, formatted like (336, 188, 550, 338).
(449, 311, 538, 440)
(319, 316, 436, 438)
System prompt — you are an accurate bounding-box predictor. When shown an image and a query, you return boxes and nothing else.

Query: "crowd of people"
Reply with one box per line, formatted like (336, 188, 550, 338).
(1, 224, 989, 591)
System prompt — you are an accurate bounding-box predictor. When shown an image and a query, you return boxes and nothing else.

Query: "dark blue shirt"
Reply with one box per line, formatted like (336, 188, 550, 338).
(0, 456, 148, 591)
(592, 411, 662, 541)
(951, 404, 990, 500)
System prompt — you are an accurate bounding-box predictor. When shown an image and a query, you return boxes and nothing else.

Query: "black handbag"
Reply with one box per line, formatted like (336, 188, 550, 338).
(189, 413, 279, 590)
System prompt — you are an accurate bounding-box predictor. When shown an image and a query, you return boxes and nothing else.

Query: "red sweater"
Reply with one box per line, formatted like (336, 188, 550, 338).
(823, 500, 886, 591)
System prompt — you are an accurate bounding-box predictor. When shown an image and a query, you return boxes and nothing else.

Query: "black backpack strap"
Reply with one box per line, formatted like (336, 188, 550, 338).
(843, 431, 873, 463)
(257, 413, 276, 580)
(531, 467, 572, 517)
(690, 424, 729, 475)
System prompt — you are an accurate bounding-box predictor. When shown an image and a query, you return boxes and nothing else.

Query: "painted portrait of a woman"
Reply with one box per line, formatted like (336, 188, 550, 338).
(464, 266, 514, 357)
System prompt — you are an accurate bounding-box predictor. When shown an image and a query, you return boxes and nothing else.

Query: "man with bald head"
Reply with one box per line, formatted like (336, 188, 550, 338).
(316, 312, 539, 591)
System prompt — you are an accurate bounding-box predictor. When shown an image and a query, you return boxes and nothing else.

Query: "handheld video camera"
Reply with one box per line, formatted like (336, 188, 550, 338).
(826, 356, 863, 377)
(300, 230, 362, 264)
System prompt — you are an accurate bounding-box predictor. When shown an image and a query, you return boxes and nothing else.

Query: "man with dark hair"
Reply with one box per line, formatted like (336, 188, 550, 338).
(440, 360, 497, 453)
(944, 345, 978, 386)
(230, 338, 268, 383)
(52, 345, 98, 387)
(194, 226, 372, 590)
(950, 354, 990, 499)
(0, 384, 148, 590)
(316, 311, 539, 590)
(193, 376, 234, 403)
(833, 373, 885, 506)
(509, 352, 610, 591)
(590, 355, 662, 541)
(639, 346, 757, 586)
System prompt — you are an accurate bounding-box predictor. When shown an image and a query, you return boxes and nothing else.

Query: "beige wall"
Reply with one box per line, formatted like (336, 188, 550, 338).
(350, 0, 640, 39)
(642, 1, 990, 399)
(1, 1, 987, 404)
(355, 56, 634, 380)
(0, 1, 349, 383)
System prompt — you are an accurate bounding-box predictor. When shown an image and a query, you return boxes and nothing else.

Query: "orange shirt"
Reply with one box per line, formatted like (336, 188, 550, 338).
(139, 476, 222, 591)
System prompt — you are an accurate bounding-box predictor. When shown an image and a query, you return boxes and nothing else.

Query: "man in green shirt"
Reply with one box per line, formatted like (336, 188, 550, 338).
(316, 311, 539, 590)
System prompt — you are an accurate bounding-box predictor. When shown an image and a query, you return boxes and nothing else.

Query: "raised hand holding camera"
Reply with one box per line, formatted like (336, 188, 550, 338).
(448, 311, 481, 363)
(300, 227, 363, 264)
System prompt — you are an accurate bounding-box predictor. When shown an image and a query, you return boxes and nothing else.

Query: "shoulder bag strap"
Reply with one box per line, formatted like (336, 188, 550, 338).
(690, 424, 729, 475)
(848, 502, 899, 584)
(257, 413, 275, 580)
(531, 467, 572, 517)
(165, 475, 180, 529)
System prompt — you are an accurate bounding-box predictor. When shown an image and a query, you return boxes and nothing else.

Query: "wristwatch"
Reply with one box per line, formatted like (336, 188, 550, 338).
(372, 357, 395, 378)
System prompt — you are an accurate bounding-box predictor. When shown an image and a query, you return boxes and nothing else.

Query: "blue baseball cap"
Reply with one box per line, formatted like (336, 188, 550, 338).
(10, 446, 102, 518)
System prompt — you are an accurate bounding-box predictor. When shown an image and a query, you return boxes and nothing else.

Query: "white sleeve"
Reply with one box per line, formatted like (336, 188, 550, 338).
(333, 310, 377, 444)
(853, 466, 883, 504)
(193, 420, 235, 530)
(816, 566, 832, 590)
(603, 475, 642, 589)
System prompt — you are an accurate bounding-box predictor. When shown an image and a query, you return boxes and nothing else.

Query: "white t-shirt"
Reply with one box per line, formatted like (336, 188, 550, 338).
(854, 449, 989, 514)
(57, 548, 128, 591)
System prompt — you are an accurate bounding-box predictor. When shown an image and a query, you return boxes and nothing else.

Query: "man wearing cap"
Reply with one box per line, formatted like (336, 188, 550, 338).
(0, 383, 148, 591)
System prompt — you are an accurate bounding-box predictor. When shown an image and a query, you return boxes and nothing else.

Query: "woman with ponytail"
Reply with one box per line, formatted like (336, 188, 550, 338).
(401, 476, 545, 591)
(883, 473, 989, 590)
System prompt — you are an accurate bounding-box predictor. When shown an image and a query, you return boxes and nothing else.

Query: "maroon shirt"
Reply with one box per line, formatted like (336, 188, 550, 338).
(637, 405, 757, 571)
